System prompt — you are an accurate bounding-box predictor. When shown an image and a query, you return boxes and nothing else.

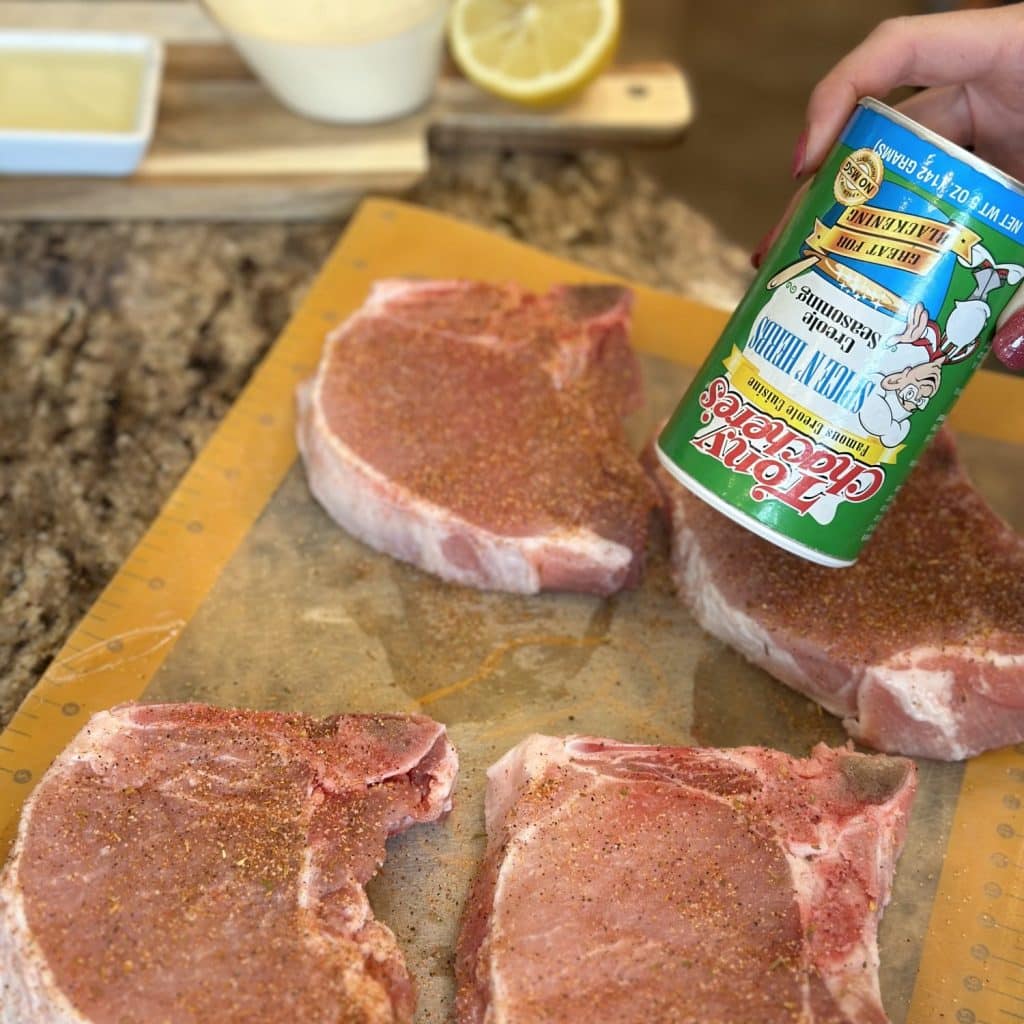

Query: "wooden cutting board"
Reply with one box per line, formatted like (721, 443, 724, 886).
(0, 1, 693, 220)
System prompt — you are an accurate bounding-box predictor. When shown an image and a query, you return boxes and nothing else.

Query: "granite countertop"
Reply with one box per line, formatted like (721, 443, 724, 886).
(0, 150, 751, 727)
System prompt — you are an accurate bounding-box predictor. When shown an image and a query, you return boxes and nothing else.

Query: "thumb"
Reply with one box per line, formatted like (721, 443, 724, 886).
(992, 307, 1024, 371)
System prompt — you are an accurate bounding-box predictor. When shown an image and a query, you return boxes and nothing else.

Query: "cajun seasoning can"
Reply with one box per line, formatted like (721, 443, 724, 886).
(657, 97, 1024, 566)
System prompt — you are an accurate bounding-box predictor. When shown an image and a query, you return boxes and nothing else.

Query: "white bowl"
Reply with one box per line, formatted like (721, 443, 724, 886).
(0, 31, 163, 177)
(203, 0, 449, 124)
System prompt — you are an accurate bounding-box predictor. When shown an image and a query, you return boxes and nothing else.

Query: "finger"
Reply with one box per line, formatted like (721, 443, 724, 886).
(993, 308, 1024, 371)
(751, 229, 771, 270)
(751, 181, 811, 269)
(896, 84, 973, 150)
(803, 11, 1004, 173)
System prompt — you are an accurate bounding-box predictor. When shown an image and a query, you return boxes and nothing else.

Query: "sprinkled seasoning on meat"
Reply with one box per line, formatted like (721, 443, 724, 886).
(456, 735, 915, 1024)
(652, 428, 1024, 760)
(0, 703, 458, 1024)
(296, 280, 658, 595)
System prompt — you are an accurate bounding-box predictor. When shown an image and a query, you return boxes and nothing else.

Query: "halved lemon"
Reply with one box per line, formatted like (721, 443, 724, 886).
(449, 0, 621, 107)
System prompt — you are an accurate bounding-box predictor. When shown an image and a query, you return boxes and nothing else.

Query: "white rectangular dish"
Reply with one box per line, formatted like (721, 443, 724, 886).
(0, 31, 163, 175)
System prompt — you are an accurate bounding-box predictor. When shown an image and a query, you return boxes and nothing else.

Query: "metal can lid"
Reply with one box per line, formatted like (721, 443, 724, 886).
(858, 97, 1024, 200)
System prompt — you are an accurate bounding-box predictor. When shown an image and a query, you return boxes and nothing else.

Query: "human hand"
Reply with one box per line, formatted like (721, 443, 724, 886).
(754, 8, 1024, 369)
(798, 8, 1024, 183)
(992, 306, 1024, 368)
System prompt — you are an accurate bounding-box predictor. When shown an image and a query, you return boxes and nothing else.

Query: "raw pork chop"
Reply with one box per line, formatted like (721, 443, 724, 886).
(296, 279, 658, 595)
(653, 428, 1024, 760)
(0, 703, 458, 1024)
(456, 735, 916, 1024)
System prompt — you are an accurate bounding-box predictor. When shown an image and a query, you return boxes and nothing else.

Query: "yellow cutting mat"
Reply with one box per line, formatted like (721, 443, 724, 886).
(2, 198, 1023, 1024)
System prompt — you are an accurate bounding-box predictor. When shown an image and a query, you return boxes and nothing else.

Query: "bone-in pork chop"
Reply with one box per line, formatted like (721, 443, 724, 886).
(0, 703, 458, 1024)
(297, 280, 658, 595)
(652, 428, 1024, 760)
(456, 735, 915, 1024)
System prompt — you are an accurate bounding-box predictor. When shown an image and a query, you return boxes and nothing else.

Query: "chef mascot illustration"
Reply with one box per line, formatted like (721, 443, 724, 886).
(859, 249, 1024, 449)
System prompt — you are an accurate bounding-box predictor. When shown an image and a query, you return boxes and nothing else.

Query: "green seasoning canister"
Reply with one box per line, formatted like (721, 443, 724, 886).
(657, 97, 1024, 566)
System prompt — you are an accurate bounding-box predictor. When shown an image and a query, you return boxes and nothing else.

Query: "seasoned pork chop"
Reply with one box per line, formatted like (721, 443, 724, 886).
(653, 429, 1024, 760)
(457, 735, 915, 1024)
(297, 279, 657, 595)
(0, 703, 458, 1024)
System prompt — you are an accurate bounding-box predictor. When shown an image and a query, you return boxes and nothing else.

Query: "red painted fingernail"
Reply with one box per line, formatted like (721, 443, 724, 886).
(751, 229, 773, 270)
(993, 308, 1024, 371)
(791, 129, 808, 180)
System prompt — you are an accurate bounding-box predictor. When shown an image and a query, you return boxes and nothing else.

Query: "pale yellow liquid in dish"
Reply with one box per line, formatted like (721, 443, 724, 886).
(0, 51, 144, 133)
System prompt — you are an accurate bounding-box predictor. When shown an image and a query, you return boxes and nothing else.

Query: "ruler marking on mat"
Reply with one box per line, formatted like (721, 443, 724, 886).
(0, 201, 1021, 1020)
(911, 744, 1024, 1023)
(0, 212, 370, 854)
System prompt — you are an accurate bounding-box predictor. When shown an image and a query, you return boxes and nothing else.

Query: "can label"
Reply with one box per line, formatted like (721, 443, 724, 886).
(658, 99, 1024, 565)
